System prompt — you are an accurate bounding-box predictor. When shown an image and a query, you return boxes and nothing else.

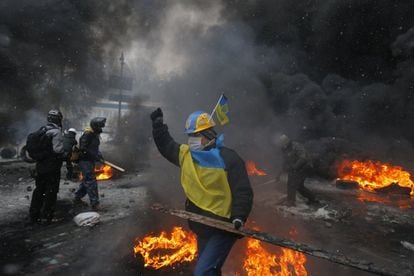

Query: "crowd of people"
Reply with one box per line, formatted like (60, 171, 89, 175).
(27, 109, 107, 225)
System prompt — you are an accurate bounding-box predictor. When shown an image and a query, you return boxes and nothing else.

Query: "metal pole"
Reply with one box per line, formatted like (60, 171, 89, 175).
(117, 52, 125, 129)
(209, 94, 223, 121)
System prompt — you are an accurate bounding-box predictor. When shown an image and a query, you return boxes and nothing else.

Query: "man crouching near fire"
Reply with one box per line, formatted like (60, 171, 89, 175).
(150, 108, 253, 275)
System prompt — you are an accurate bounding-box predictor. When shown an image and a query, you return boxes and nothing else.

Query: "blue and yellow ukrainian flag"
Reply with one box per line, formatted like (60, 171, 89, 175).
(215, 94, 229, 125)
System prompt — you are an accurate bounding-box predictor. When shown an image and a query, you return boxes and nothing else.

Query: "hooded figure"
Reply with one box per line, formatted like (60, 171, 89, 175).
(150, 108, 253, 276)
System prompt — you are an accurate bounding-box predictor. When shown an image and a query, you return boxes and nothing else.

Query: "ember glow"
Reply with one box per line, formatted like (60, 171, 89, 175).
(246, 160, 267, 176)
(243, 238, 307, 276)
(133, 226, 197, 269)
(337, 160, 414, 196)
(95, 164, 113, 180)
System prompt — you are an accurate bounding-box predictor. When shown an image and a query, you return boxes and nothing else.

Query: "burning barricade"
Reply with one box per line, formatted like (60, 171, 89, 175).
(336, 159, 414, 196)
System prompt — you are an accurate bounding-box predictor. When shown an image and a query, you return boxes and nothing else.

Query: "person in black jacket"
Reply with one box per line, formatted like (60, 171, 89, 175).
(74, 117, 106, 210)
(150, 108, 253, 276)
(63, 128, 77, 180)
(29, 110, 64, 225)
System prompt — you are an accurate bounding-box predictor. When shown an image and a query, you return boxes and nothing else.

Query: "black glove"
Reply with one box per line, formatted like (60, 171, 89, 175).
(150, 108, 163, 127)
(232, 218, 243, 230)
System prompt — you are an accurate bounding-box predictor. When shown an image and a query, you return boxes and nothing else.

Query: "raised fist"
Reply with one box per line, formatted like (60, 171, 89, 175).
(150, 108, 163, 127)
(150, 108, 163, 121)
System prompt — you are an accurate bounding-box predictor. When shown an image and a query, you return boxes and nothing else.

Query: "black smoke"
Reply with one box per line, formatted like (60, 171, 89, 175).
(221, 0, 414, 174)
(111, 95, 153, 170)
(2, 0, 414, 174)
(0, 0, 143, 144)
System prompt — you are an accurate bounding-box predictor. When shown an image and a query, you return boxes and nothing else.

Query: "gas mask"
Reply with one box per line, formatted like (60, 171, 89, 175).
(188, 137, 204, 151)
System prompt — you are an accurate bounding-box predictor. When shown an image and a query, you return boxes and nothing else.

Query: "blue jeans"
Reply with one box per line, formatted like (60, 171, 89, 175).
(194, 232, 238, 276)
(75, 160, 99, 206)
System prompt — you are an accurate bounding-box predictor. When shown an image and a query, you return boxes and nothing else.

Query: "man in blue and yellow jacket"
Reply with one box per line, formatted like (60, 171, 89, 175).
(151, 108, 253, 276)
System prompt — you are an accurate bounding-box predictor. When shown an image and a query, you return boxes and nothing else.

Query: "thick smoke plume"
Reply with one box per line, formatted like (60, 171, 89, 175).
(2, 0, 414, 173)
(122, 0, 414, 176)
(231, 0, 414, 174)
(0, 0, 138, 143)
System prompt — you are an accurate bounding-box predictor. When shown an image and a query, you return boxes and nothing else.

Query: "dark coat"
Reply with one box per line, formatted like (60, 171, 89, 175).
(79, 130, 101, 161)
(63, 131, 77, 155)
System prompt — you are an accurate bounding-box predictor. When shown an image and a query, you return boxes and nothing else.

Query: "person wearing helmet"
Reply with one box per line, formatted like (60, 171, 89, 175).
(63, 128, 78, 179)
(74, 117, 106, 210)
(29, 109, 64, 225)
(277, 134, 318, 207)
(47, 109, 64, 127)
(150, 108, 253, 276)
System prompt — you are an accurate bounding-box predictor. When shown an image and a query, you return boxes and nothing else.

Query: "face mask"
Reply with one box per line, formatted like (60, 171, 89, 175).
(188, 137, 204, 151)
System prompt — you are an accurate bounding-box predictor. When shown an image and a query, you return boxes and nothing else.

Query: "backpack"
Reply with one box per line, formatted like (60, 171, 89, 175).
(25, 126, 53, 161)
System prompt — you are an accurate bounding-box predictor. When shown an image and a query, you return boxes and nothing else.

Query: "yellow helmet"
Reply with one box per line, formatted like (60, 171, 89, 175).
(184, 111, 216, 134)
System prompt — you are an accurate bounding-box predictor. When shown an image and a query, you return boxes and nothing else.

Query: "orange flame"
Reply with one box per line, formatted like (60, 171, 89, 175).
(243, 238, 307, 276)
(246, 160, 267, 176)
(134, 226, 307, 274)
(79, 164, 113, 181)
(133, 226, 197, 269)
(337, 160, 414, 196)
(95, 164, 113, 180)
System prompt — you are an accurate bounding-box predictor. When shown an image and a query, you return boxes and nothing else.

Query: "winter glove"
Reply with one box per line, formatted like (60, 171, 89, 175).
(150, 108, 163, 128)
(232, 218, 244, 230)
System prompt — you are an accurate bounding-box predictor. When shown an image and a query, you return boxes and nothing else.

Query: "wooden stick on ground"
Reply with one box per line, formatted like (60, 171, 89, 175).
(102, 160, 125, 172)
(152, 205, 401, 276)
